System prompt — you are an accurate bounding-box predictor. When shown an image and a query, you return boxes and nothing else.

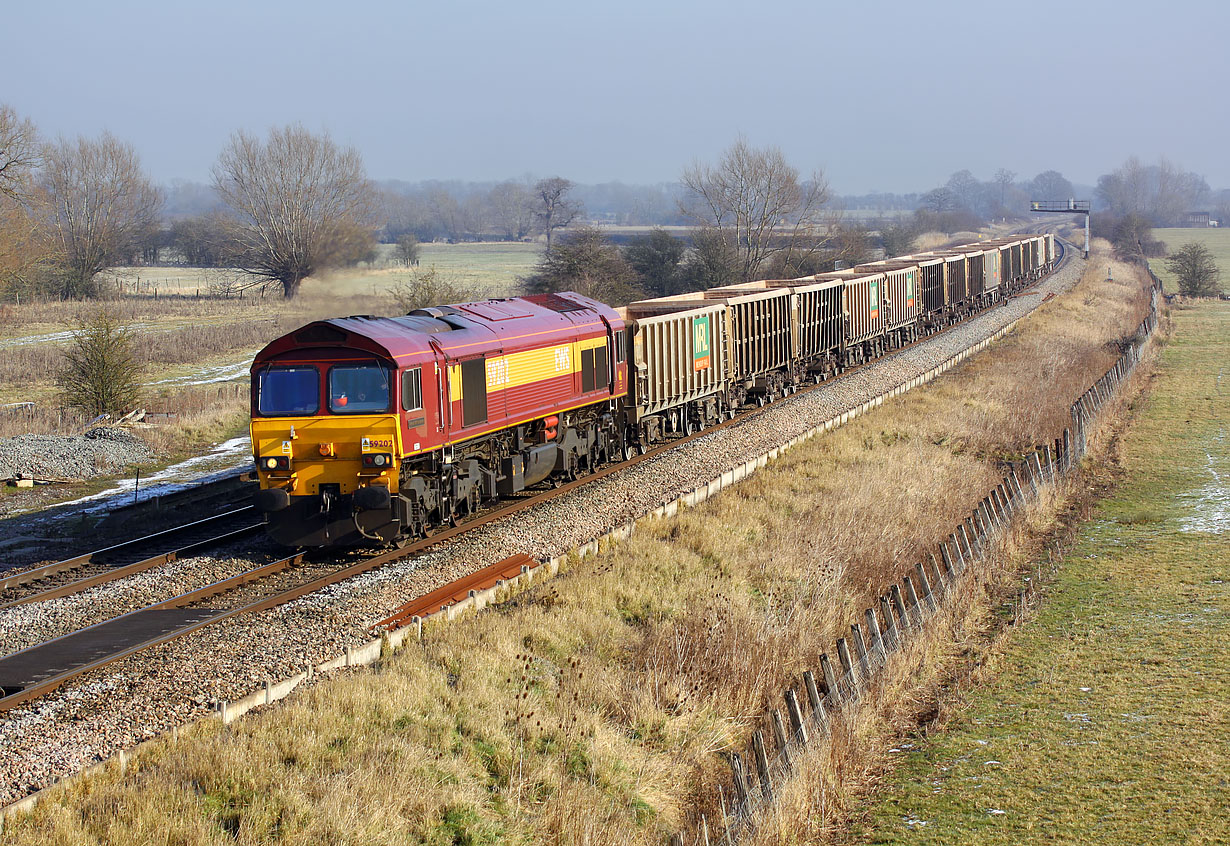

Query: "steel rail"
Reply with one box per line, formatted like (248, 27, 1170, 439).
(0, 523, 265, 610)
(0, 507, 258, 592)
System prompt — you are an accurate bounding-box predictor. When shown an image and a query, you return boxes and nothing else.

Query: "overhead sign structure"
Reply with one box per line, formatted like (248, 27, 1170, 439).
(1031, 199, 1091, 259)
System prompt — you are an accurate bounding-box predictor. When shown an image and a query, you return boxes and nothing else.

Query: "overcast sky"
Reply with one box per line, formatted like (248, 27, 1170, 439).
(6, 0, 1228, 194)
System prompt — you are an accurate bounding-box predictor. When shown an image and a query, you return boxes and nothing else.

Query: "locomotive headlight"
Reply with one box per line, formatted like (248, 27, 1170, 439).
(361, 452, 392, 469)
(264, 457, 279, 470)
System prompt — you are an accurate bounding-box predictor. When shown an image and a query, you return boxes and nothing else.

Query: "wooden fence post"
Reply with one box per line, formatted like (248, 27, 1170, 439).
(940, 541, 957, 579)
(752, 731, 773, 800)
(785, 688, 808, 747)
(849, 623, 870, 676)
(914, 563, 936, 612)
(974, 507, 990, 542)
(889, 584, 909, 630)
(951, 532, 968, 572)
(730, 753, 750, 809)
(963, 519, 980, 556)
(771, 710, 792, 769)
(879, 596, 899, 649)
(803, 670, 823, 717)
(836, 637, 858, 694)
(902, 577, 923, 626)
(864, 607, 885, 657)
(802, 670, 831, 736)
(1028, 452, 1047, 491)
(929, 552, 948, 594)
(997, 484, 1011, 516)
(819, 653, 841, 705)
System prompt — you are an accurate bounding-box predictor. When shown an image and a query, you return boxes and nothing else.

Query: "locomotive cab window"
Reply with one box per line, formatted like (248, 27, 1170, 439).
(257, 365, 319, 416)
(401, 368, 423, 412)
(614, 330, 625, 362)
(329, 364, 391, 414)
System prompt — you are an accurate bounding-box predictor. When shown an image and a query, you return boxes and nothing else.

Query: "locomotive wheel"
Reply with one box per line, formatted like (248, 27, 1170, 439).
(622, 436, 636, 462)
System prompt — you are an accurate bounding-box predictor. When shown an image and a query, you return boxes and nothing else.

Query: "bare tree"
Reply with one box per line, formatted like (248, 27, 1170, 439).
(213, 125, 373, 299)
(945, 169, 983, 213)
(534, 177, 582, 252)
(488, 181, 535, 240)
(1029, 170, 1074, 202)
(680, 139, 830, 282)
(37, 132, 162, 298)
(0, 104, 40, 203)
(1165, 242, 1222, 297)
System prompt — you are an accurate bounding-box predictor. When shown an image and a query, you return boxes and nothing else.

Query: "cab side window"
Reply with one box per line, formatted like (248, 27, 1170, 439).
(401, 368, 422, 412)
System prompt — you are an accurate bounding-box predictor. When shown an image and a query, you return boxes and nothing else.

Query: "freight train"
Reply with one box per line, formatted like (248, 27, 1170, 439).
(250, 233, 1058, 546)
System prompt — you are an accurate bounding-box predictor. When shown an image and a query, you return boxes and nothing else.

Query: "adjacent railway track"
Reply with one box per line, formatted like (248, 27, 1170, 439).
(0, 240, 1071, 714)
(0, 508, 264, 608)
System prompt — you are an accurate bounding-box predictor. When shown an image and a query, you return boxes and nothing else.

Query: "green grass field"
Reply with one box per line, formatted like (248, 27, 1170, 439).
(855, 300, 1230, 844)
(1150, 228, 1230, 293)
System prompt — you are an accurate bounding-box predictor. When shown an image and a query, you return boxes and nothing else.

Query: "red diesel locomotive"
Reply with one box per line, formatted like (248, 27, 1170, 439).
(250, 292, 627, 547)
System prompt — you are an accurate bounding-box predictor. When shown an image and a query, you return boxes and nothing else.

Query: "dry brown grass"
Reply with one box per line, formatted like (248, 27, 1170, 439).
(2, 246, 1154, 845)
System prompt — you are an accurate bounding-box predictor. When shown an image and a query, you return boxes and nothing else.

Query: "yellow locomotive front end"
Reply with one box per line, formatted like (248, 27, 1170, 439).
(251, 359, 405, 547)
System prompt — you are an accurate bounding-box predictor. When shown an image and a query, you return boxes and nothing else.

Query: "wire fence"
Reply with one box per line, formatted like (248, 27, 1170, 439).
(671, 279, 1162, 846)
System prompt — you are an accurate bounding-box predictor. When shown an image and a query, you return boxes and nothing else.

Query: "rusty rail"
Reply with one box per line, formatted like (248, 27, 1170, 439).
(372, 553, 536, 631)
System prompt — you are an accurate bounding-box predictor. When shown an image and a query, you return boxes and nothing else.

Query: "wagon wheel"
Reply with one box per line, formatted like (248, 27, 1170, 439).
(682, 413, 694, 437)
(621, 431, 636, 462)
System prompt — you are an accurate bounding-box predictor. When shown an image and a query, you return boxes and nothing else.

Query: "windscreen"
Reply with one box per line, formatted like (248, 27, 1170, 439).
(257, 366, 320, 416)
(329, 364, 392, 413)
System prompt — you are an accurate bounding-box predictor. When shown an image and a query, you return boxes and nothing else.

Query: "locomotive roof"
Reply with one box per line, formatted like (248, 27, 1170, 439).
(252, 291, 620, 367)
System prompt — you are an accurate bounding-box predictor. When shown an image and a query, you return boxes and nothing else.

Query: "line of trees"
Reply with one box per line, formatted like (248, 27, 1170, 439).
(1, 105, 386, 300)
(522, 141, 884, 305)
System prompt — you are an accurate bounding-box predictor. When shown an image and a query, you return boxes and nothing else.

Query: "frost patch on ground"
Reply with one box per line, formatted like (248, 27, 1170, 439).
(53, 435, 252, 513)
(1178, 428, 1229, 534)
(146, 357, 254, 387)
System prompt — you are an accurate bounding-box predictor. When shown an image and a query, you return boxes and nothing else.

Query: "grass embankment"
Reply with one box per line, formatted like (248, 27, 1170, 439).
(1150, 227, 1230, 294)
(3, 245, 1152, 844)
(854, 300, 1230, 844)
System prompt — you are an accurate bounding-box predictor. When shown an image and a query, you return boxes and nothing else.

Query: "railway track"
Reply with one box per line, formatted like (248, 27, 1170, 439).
(0, 243, 1072, 714)
(0, 507, 264, 607)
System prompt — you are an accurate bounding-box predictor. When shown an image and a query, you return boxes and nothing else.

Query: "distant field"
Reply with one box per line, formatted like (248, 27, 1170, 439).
(857, 300, 1230, 844)
(93, 241, 542, 302)
(1150, 227, 1230, 293)
(321, 241, 540, 300)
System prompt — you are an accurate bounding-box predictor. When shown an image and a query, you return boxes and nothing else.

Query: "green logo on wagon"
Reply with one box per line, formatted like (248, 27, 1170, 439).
(693, 314, 711, 371)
